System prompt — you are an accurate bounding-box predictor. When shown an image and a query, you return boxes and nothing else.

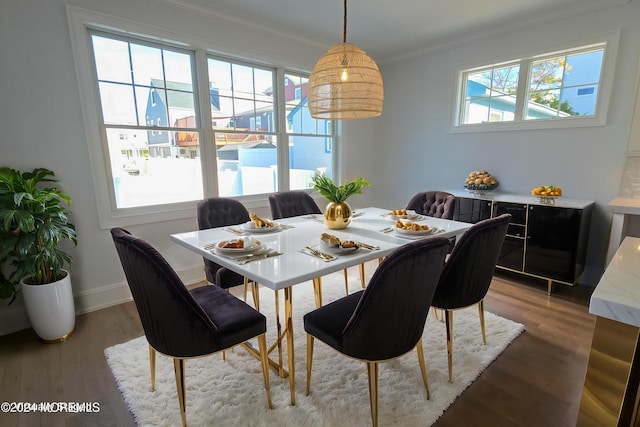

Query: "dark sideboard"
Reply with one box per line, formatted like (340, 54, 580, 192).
(451, 191, 593, 294)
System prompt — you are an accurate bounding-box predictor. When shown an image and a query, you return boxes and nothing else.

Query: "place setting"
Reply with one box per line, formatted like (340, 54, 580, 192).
(380, 219, 443, 239)
(381, 208, 426, 221)
(226, 213, 295, 235)
(205, 237, 282, 264)
(300, 232, 380, 261)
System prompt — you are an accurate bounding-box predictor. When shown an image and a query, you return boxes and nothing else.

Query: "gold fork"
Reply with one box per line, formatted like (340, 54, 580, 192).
(304, 246, 334, 261)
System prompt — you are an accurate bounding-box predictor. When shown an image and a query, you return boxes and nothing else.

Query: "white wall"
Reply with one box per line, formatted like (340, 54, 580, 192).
(1, 0, 639, 334)
(344, 1, 640, 286)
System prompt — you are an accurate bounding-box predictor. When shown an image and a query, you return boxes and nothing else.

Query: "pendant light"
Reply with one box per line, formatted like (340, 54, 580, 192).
(308, 0, 384, 120)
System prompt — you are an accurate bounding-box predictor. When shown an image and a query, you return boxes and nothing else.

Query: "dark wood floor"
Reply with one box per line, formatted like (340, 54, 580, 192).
(0, 269, 595, 427)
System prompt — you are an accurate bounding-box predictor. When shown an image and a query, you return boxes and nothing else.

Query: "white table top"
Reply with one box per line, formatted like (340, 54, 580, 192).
(171, 207, 471, 291)
(590, 236, 640, 327)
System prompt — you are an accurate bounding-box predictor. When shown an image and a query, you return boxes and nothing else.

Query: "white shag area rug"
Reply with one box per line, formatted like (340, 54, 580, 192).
(105, 270, 524, 427)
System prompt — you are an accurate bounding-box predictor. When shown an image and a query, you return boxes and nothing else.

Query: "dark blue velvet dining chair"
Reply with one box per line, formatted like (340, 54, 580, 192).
(406, 190, 458, 252)
(405, 191, 457, 219)
(268, 190, 322, 220)
(111, 228, 272, 427)
(431, 213, 511, 383)
(197, 197, 250, 289)
(303, 237, 450, 427)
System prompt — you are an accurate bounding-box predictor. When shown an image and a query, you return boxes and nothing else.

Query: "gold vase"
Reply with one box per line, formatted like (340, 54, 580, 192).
(324, 201, 352, 229)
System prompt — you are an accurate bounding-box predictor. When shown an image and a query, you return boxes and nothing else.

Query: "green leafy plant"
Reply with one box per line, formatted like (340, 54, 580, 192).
(0, 167, 77, 303)
(311, 173, 370, 203)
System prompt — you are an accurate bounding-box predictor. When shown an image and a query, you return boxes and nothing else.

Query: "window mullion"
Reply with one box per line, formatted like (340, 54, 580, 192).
(514, 59, 530, 121)
(275, 67, 289, 191)
(195, 49, 218, 198)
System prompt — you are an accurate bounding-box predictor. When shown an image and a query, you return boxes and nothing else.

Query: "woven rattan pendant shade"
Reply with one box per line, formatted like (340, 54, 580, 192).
(308, 43, 383, 120)
(308, 0, 383, 120)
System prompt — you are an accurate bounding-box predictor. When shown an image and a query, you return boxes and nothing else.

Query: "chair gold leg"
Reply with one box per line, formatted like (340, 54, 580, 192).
(257, 334, 273, 409)
(149, 345, 156, 391)
(173, 358, 187, 427)
(367, 362, 379, 427)
(313, 277, 323, 308)
(343, 269, 349, 295)
(478, 300, 486, 345)
(431, 307, 444, 322)
(306, 334, 314, 396)
(415, 339, 430, 400)
(359, 263, 365, 288)
(445, 309, 454, 383)
(243, 276, 248, 302)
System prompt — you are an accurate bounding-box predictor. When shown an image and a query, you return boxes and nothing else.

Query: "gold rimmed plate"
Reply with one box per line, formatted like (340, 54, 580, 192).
(393, 226, 439, 238)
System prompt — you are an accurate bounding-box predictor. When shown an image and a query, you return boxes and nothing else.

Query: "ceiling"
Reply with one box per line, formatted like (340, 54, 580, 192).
(183, 0, 629, 62)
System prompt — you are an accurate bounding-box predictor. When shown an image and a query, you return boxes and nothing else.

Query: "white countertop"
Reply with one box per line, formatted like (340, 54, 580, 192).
(608, 197, 640, 215)
(590, 236, 640, 327)
(447, 190, 594, 209)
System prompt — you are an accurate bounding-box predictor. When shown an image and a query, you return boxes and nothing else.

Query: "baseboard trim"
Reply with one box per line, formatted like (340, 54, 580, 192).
(0, 265, 205, 337)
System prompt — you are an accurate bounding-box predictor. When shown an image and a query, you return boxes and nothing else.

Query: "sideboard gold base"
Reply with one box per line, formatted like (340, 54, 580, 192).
(578, 316, 640, 427)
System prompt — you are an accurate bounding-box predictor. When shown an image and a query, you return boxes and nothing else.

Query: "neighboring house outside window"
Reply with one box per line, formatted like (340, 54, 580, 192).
(76, 25, 336, 226)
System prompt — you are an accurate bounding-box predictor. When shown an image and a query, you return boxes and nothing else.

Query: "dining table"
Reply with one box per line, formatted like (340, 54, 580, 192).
(170, 206, 472, 405)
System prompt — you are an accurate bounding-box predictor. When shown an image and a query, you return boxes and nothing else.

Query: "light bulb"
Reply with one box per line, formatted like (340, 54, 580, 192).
(340, 68, 349, 82)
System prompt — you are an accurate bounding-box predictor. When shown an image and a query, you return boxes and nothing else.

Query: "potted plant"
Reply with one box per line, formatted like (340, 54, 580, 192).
(311, 172, 370, 229)
(0, 167, 77, 342)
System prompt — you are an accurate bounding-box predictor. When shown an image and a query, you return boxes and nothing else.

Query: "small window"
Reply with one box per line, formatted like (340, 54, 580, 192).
(454, 39, 616, 131)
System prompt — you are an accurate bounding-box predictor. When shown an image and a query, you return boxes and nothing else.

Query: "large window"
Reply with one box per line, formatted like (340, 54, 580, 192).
(82, 28, 335, 223)
(454, 38, 617, 131)
(91, 33, 202, 209)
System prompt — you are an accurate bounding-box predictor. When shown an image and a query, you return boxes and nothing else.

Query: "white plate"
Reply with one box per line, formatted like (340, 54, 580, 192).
(213, 239, 264, 254)
(319, 240, 359, 254)
(393, 226, 438, 236)
(240, 221, 280, 233)
(386, 210, 423, 221)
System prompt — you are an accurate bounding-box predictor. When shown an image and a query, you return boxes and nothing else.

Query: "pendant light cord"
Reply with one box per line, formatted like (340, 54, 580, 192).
(343, 0, 347, 43)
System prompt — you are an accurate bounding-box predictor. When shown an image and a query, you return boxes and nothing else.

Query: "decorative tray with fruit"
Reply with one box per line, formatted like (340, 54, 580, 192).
(464, 170, 499, 195)
(531, 186, 562, 204)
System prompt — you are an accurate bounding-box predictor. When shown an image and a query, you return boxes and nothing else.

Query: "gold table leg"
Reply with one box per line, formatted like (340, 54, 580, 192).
(243, 286, 296, 405)
(285, 287, 296, 406)
(242, 289, 288, 378)
(578, 316, 640, 426)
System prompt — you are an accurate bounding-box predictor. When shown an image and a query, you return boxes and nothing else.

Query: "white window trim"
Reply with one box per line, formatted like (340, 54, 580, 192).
(449, 31, 619, 134)
(67, 6, 337, 228)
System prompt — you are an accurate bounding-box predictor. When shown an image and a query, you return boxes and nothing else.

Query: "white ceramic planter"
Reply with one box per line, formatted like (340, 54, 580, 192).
(21, 269, 75, 342)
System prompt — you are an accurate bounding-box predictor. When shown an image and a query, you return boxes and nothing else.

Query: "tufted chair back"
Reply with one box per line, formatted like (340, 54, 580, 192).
(196, 198, 250, 288)
(406, 191, 456, 219)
